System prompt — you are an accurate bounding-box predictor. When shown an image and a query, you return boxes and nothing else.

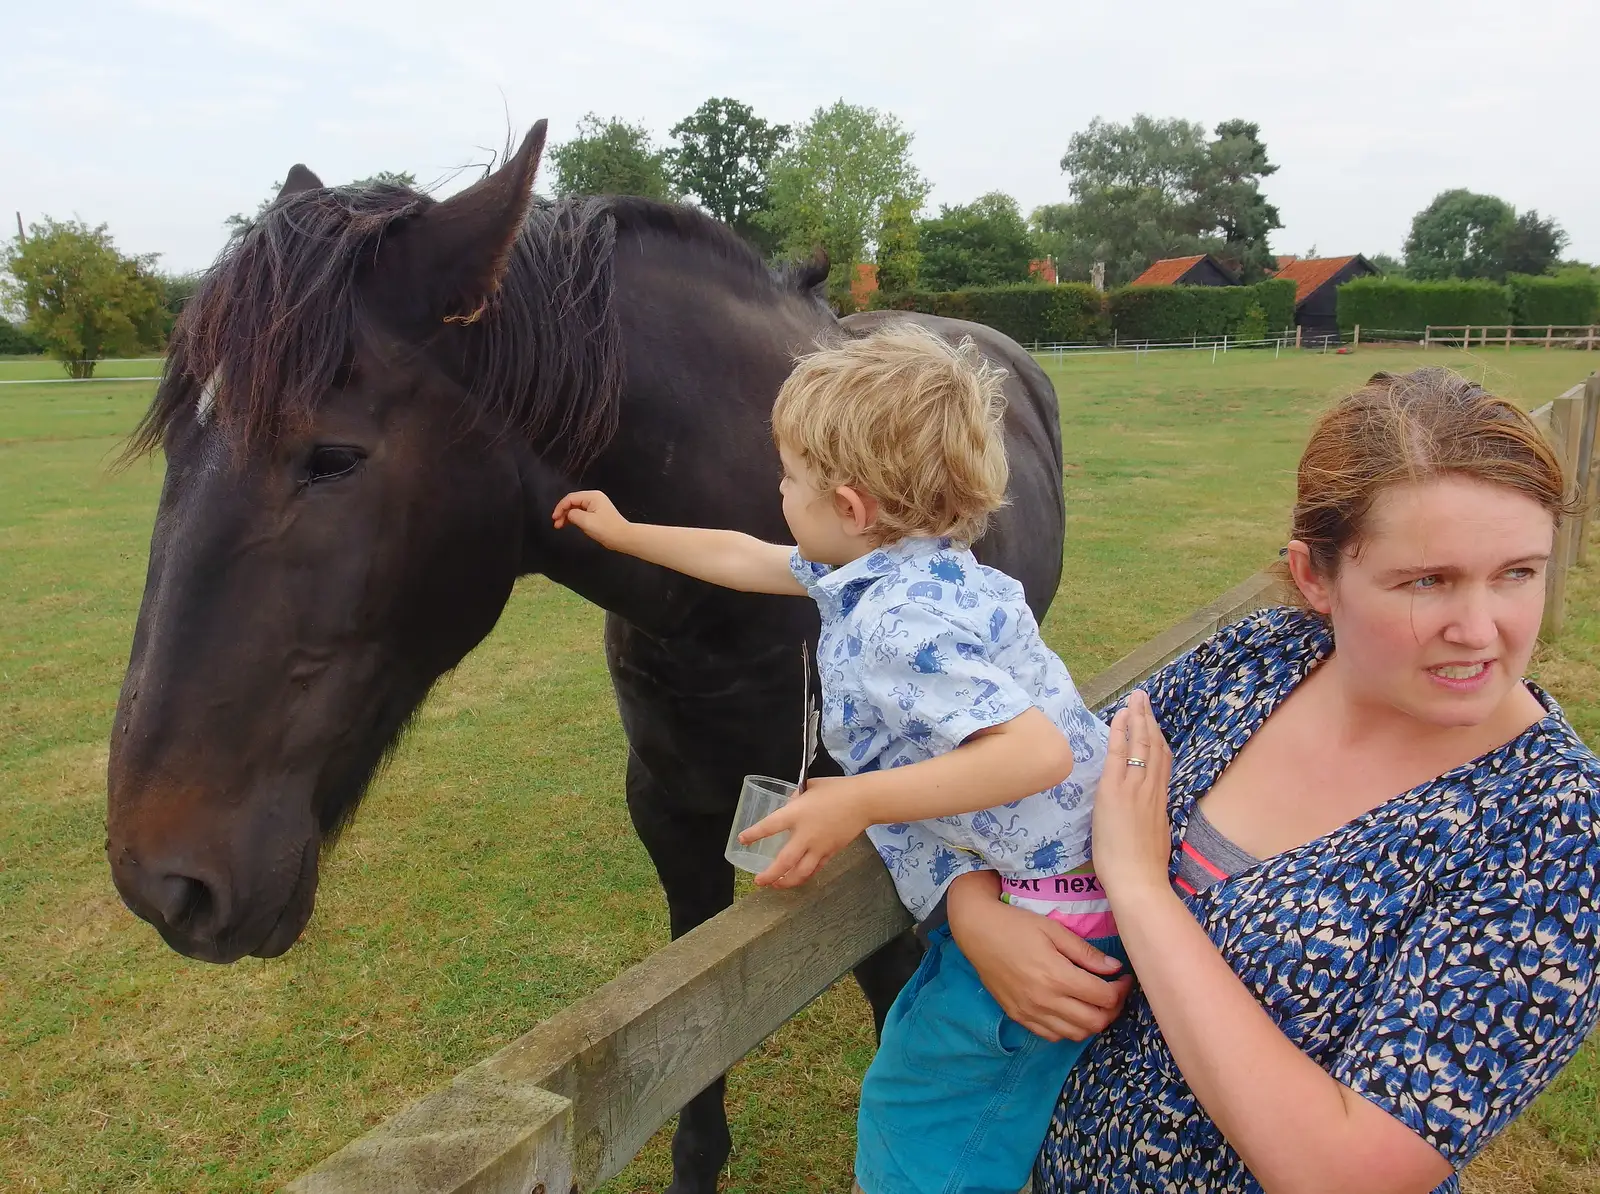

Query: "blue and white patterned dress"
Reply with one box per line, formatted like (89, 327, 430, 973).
(1036, 607, 1600, 1193)
(789, 538, 1110, 921)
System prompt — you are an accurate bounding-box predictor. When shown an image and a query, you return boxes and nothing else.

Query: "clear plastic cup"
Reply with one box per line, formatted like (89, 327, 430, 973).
(725, 775, 797, 874)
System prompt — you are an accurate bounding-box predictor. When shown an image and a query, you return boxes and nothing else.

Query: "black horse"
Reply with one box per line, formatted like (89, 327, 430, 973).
(105, 122, 1065, 1193)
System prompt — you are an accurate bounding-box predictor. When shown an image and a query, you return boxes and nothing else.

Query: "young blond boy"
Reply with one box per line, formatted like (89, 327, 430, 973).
(554, 323, 1123, 1194)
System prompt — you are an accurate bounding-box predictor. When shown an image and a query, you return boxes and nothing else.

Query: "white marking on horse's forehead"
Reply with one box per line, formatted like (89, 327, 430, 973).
(196, 370, 220, 425)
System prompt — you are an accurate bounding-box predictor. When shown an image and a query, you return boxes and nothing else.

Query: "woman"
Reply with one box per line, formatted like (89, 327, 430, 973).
(946, 368, 1600, 1193)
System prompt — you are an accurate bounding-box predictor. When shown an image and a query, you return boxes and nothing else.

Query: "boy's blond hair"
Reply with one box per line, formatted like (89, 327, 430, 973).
(771, 322, 1010, 545)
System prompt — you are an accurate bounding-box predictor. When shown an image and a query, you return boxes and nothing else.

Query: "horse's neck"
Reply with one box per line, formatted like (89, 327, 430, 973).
(501, 225, 835, 635)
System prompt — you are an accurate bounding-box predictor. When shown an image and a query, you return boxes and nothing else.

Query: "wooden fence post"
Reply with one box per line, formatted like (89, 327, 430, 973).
(1546, 325, 1554, 349)
(1535, 388, 1589, 636)
(1353, 324, 1361, 348)
(1424, 325, 1432, 349)
(1578, 373, 1600, 566)
(1505, 325, 1512, 351)
(1295, 325, 1302, 350)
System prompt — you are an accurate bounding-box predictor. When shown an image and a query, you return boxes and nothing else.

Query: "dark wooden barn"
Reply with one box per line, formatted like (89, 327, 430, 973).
(1128, 254, 1240, 287)
(1272, 255, 1378, 340)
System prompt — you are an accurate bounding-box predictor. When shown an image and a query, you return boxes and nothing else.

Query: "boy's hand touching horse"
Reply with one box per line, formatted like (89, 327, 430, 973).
(552, 490, 634, 550)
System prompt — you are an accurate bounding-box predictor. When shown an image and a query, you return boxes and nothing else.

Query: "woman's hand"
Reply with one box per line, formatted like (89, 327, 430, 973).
(741, 775, 870, 889)
(552, 490, 633, 551)
(946, 871, 1131, 1042)
(1092, 689, 1177, 903)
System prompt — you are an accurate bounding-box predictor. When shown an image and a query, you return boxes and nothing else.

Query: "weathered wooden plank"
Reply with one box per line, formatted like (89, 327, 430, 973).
(287, 1074, 573, 1194)
(1530, 400, 1554, 439)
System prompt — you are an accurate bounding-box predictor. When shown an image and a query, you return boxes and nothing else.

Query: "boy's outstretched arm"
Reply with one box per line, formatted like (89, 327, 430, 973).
(744, 708, 1076, 887)
(553, 491, 804, 596)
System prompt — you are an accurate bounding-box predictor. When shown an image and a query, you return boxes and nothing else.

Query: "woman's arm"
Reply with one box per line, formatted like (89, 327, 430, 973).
(553, 490, 803, 596)
(1094, 693, 1452, 1194)
(945, 869, 1131, 1040)
(743, 708, 1075, 887)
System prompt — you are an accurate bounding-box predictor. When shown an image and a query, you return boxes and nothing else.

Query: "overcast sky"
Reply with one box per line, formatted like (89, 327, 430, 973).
(7, 0, 1597, 275)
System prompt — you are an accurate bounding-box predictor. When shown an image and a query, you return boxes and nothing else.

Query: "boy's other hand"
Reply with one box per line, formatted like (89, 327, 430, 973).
(552, 490, 632, 550)
(741, 776, 870, 889)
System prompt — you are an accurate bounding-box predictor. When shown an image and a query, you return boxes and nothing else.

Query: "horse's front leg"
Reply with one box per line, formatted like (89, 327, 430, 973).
(623, 746, 735, 1194)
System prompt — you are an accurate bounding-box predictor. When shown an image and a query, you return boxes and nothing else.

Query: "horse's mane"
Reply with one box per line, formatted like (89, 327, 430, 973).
(131, 184, 828, 470)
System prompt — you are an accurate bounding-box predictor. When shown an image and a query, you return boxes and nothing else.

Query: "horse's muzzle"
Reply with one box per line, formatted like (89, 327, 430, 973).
(108, 832, 319, 963)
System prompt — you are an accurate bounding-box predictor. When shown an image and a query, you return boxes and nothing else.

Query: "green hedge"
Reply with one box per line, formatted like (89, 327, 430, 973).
(1336, 278, 1510, 332)
(1507, 274, 1600, 326)
(871, 282, 1107, 345)
(1106, 278, 1295, 343)
(0, 319, 44, 355)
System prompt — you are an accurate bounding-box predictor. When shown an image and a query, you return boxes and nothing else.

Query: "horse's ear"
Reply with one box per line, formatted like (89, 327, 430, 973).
(381, 120, 548, 322)
(278, 165, 323, 199)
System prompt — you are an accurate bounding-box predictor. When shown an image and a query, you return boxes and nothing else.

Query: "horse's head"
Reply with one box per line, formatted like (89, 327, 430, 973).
(105, 122, 613, 962)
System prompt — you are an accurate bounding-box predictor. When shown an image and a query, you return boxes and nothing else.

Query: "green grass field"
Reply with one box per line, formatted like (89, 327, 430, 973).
(2, 346, 1597, 1193)
(0, 356, 165, 382)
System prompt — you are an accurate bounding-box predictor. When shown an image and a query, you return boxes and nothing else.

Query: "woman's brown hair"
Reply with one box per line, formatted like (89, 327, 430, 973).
(1276, 367, 1580, 603)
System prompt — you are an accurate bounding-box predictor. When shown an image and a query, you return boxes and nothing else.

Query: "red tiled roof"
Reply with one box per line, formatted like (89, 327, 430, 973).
(851, 262, 878, 307)
(1273, 256, 1366, 305)
(1273, 255, 1298, 271)
(1129, 255, 1207, 286)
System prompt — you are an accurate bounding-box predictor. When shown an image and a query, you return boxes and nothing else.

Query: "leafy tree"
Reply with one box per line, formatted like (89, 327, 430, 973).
(1, 218, 164, 377)
(1028, 202, 1088, 281)
(1042, 115, 1281, 285)
(1403, 190, 1514, 280)
(1368, 252, 1404, 276)
(1198, 120, 1282, 280)
(874, 194, 921, 296)
(226, 170, 418, 234)
(669, 98, 789, 252)
(0, 318, 44, 354)
(357, 170, 418, 189)
(918, 192, 1036, 290)
(549, 114, 675, 200)
(1496, 210, 1567, 278)
(760, 101, 928, 304)
(144, 269, 204, 343)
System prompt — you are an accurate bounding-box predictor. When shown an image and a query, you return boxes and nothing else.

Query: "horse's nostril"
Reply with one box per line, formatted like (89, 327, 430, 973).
(152, 874, 215, 932)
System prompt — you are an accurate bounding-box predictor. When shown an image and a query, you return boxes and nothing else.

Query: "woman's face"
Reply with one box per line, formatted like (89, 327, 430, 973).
(1299, 476, 1554, 729)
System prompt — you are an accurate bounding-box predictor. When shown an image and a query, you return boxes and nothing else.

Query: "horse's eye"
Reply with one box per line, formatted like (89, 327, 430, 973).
(306, 445, 365, 484)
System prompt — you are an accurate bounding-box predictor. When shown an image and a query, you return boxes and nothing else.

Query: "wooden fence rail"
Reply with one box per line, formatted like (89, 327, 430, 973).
(287, 376, 1597, 1194)
(1528, 374, 1600, 636)
(1424, 324, 1599, 350)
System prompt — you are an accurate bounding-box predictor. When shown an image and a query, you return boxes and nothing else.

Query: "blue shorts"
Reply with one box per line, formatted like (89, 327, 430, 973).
(854, 925, 1126, 1194)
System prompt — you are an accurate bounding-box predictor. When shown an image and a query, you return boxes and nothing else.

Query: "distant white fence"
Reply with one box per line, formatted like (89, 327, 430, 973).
(0, 356, 164, 385)
(0, 375, 162, 385)
(1028, 328, 1338, 363)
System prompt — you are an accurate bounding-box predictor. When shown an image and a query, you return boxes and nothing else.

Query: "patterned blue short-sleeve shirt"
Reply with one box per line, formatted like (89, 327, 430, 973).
(1037, 607, 1600, 1194)
(790, 538, 1110, 921)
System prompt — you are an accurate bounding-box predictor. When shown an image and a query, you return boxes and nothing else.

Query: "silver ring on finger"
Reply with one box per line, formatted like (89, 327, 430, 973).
(1126, 757, 1148, 768)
